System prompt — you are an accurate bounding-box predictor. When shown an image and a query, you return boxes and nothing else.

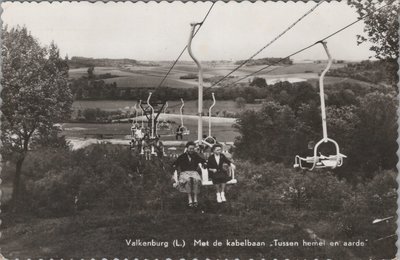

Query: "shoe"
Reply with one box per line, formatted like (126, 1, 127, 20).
(221, 192, 226, 202)
(216, 193, 222, 203)
(193, 202, 198, 208)
(188, 202, 194, 208)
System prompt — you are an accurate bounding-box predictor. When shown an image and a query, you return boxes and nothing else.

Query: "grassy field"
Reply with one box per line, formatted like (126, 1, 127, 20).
(2, 209, 352, 259)
(72, 100, 262, 113)
(102, 75, 195, 89)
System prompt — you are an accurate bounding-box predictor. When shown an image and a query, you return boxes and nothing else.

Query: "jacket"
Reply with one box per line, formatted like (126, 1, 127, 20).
(207, 153, 231, 171)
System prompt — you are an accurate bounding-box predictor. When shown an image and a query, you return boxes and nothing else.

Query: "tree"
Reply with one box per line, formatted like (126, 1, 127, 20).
(234, 101, 297, 163)
(234, 97, 246, 110)
(250, 77, 267, 88)
(348, 0, 399, 60)
(87, 66, 95, 80)
(1, 26, 73, 206)
(348, 0, 399, 84)
(83, 108, 97, 122)
(349, 92, 397, 175)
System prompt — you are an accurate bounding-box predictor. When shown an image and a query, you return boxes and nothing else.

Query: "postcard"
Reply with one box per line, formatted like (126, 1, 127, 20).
(1, 0, 398, 259)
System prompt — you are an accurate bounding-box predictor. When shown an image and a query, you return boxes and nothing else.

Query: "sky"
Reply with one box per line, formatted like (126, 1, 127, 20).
(2, 1, 376, 61)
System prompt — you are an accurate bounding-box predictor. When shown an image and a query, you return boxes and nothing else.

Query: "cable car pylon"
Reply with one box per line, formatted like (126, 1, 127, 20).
(294, 41, 346, 170)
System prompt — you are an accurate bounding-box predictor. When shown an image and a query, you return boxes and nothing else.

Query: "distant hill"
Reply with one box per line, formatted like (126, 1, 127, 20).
(68, 57, 158, 68)
(235, 57, 293, 66)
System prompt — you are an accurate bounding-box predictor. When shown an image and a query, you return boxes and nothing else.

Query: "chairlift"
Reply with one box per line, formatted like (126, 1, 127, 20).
(130, 103, 140, 132)
(146, 92, 158, 157)
(130, 102, 143, 150)
(200, 164, 237, 186)
(202, 92, 217, 148)
(136, 100, 146, 155)
(139, 100, 144, 130)
(177, 98, 190, 136)
(172, 22, 237, 187)
(157, 102, 172, 131)
(294, 41, 346, 170)
(133, 103, 139, 125)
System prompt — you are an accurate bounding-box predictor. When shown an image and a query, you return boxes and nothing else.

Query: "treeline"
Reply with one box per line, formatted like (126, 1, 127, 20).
(235, 57, 293, 66)
(70, 80, 199, 101)
(70, 77, 119, 99)
(68, 56, 157, 69)
(71, 75, 383, 105)
(327, 60, 398, 85)
(74, 108, 127, 123)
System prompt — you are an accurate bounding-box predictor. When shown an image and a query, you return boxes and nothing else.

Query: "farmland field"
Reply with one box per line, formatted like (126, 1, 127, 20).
(69, 67, 136, 79)
(307, 76, 379, 88)
(68, 61, 348, 89)
(102, 75, 198, 89)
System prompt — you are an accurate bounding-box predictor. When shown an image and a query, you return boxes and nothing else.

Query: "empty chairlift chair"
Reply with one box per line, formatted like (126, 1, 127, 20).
(294, 41, 346, 171)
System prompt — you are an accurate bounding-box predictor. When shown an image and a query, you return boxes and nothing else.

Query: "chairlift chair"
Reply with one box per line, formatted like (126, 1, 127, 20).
(130, 103, 139, 135)
(178, 98, 190, 135)
(173, 162, 237, 187)
(133, 103, 139, 125)
(135, 100, 146, 155)
(130, 103, 142, 150)
(130, 123, 137, 150)
(200, 164, 237, 186)
(202, 92, 218, 148)
(146, 92, 158, 157)
(157, 102, 172, 131)
(293, 41, 346, 170)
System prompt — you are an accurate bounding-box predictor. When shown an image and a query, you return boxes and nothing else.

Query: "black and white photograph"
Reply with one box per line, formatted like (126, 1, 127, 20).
(0, 0, 398, 259)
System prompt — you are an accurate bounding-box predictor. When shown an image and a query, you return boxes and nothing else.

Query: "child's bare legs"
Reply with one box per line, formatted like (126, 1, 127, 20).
(215, 184, 222, 203)
(221, 183, 226, 193)
(220, 183, 227, 202)
(187, 193, 193, 204)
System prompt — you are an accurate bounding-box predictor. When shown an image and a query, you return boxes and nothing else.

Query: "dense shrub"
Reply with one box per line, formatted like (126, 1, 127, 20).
(4, 143, 396, 260)
(26, 167, 84, 217)
(229, 162, 353, 217)
(334, 170, 396, 245)
(15, 144, 176, 216)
